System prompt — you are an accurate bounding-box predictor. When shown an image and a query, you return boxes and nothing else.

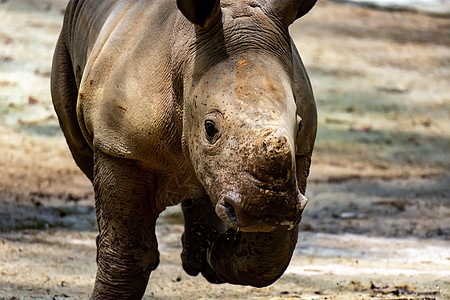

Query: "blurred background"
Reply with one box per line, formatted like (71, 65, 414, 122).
(0, 0, 449, 299)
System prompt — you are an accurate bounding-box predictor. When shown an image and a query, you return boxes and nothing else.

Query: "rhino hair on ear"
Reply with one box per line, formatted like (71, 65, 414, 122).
(177, 0, 222, 28)
(264, 0, 317, 26)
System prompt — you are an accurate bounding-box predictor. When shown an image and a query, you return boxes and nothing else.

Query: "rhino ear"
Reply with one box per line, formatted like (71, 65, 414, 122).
(265, 0, 317, 26)
(177, 0, 222, 28)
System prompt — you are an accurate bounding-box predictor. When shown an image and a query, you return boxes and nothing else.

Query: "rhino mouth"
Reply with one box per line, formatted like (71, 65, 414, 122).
(215, 192, 308, 233)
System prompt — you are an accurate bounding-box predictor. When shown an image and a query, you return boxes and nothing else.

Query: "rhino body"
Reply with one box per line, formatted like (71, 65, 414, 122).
(51, 0, 317, 298)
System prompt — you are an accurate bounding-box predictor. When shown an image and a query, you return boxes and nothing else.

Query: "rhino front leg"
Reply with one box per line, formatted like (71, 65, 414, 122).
(207, 227, 298, 287)
(91, 151, 160, 299)
(181, 195, 227, 283)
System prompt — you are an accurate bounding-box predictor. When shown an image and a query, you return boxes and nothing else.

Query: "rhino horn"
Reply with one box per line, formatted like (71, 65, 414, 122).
(177, 0, 222, 28)
(264, 0, 317, 26)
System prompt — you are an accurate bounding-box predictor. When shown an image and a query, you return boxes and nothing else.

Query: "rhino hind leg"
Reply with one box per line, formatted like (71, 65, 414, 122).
(91, 151, 160, 299)
(181, 196, 227, 283)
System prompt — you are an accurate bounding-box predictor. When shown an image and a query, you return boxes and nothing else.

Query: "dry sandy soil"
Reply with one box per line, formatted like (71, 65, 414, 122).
(0, 0, 449, 299)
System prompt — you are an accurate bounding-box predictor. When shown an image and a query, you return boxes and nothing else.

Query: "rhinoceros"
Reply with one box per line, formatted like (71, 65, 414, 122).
(51, 0, 317, 298)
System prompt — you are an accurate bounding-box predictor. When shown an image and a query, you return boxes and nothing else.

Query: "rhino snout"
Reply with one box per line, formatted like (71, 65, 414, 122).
(215, 193, 242, 226)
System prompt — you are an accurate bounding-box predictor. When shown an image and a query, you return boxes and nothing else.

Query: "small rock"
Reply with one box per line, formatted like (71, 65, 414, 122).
(421, 118, 432, 127)
(28, 96, 39, 105)
(349, 125, 372, 132)
(332, 212, 365, 219)
(314, 290, 325, 295)
(346, 106, 355, 113)
(300, 223, 314, 231)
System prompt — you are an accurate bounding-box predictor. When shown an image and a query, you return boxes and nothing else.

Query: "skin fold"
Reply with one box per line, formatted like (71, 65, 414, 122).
(51, 0, 317, 298)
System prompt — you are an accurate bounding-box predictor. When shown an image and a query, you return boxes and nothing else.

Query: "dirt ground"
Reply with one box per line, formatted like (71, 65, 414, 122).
(0, 0, 449, 299)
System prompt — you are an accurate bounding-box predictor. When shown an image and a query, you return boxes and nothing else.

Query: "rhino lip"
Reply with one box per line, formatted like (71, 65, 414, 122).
(217, 210, 300, 233)
(215, 193, 308, 233)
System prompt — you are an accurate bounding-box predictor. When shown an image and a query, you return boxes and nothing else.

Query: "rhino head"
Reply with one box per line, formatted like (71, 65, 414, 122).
(177, 0, 316, 233)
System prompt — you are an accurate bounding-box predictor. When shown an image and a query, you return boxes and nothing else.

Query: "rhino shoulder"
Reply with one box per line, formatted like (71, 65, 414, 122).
(74, 0, 183, 169)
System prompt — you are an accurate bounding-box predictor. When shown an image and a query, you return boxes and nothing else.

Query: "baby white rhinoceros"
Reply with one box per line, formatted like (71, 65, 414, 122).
(51, 0, 317, 298)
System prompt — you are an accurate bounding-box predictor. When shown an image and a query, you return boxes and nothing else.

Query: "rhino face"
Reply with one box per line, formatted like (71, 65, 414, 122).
(184, 56, 307, 232)
(179, 0, 315, 232)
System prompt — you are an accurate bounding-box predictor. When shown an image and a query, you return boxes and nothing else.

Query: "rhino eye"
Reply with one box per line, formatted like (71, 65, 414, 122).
(205, 120, 218, 141)
(298, 120, 303, 133)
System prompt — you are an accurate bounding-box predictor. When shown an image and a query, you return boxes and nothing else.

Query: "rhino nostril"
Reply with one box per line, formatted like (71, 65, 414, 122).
(223, 200, 238, 224)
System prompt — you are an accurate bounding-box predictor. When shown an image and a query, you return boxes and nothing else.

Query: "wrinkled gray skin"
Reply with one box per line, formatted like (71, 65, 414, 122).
(51, 0, 317, 298)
